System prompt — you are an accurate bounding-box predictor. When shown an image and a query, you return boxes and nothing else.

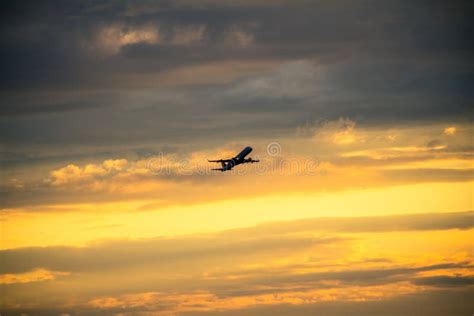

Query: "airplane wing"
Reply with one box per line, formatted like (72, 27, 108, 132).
(208, 159, 232, 163)
(211, 168, 225, 172)
(243, 158, 260, 163)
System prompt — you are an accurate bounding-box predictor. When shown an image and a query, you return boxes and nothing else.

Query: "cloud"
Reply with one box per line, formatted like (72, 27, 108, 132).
(0, 234, 341, 275)
(309, 118, 364, 145)
(444, 126, 457, 136)
(413, 275, 474, 288)
(1, 210, 472, 314)
(1, 48, 472, 167)
(49, 159, 128, 186)
(218, 60, 320, 111)
(381, 168, 474, 183)
(225, 27, 254, 48)
(0, 268, 69, 285)
(181, 288, 474, 316)
(1, 211, 472, 275)
(171, 25, 206, 45)
(247, 211, 474, 235)
(83, 282, 422, 314)
(1, 120, 472, 209)
(2, 287, 472, 316)
(94, 24, 162, 54)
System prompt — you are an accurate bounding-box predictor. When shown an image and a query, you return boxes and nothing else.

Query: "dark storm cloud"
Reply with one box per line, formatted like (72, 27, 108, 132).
(0, 91, 115, 117)
(1, 0, 266, 89)
(1, 0, 473, 167)
(1, 0, 472, 91)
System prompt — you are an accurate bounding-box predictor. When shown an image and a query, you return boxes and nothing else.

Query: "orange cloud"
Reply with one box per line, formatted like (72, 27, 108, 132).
(0, 269, 69, 285)
(444, 126, 457, 136)
(308, 118, 365, 145)
(86, 282, 424, 315)
(49, 159, 129, 186)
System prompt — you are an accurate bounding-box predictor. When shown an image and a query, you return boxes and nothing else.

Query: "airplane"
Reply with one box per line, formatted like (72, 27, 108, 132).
(208, 146, 259, 172)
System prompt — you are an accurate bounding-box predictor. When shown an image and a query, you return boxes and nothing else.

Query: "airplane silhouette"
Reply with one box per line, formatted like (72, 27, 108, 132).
(208, 146, 259, 172)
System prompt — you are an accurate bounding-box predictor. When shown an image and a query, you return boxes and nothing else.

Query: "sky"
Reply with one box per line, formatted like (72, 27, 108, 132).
(0, 0, 473, 315)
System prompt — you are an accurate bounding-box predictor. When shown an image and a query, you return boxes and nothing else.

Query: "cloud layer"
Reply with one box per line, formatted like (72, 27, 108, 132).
(1, 212, 473, 315)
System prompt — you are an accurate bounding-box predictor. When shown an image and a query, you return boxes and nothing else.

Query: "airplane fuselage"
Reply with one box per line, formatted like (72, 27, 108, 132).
(221, 146, 252, 171)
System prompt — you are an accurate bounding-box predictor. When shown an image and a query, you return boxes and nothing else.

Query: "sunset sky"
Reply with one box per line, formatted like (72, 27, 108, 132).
(1, 1, 473, 315)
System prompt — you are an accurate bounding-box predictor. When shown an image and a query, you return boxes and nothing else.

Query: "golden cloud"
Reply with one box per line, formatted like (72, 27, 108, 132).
(49, 159, 129, 186)
(444, 126, 457, 136)
(0, 269, 69, 285)
(95, 24, 161, 54)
